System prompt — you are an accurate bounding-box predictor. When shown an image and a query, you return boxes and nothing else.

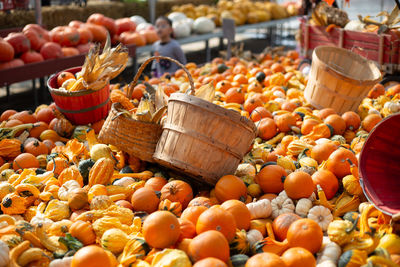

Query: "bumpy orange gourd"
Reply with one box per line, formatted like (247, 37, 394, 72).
(88, 158, 114, 188)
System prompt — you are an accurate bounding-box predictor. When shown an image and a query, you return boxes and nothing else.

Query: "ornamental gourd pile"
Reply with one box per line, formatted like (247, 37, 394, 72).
(0, 49, 400, 267)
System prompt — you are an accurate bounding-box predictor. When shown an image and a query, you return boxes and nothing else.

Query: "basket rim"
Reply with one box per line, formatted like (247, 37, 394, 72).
(47, 66, 108, 97)
(168, 93, 257, 132)
(313, 46, 382, 84)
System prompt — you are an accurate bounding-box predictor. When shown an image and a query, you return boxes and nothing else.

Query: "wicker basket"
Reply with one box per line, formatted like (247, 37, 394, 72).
(47, 66, 111, 125)
(153, 93, 257, 185)
(304, 46, 381, 114)
(98, 56, 194, 163)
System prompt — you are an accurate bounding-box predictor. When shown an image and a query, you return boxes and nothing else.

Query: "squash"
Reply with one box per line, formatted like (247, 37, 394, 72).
(47, 219, 72, 237)
(68, 188, 88, 211)
(90, 144, 114, 161)
(158, 199, 182, 217)
(88, 158, 114, 188)
(0, 240, 9, 267)
(58, 180, 81, 201)
(295, 198, 313, 217)
(230, 254, 249, 267)
(172, 21, 191, 38)
(378, 234, 400, 254)
(307, 205, 333, 231)
(317, 236, 341, 265)
(342, 174, 362, 196)
(58, 165, 84, 187)
(113, 177, 136, 187)
(1, 193, 26, 215)
(246, 199, 272, 219)
(30, 203, 54, 231)
(90, 195, 113, 210)
(230, 229, 250, 255)
(72, 126, 90, 142)
(78, 159, 95, 184)
(49, 256, 73, 267)
(151, 248, 191, 267)
(101, 228, 129, 254)
(193, 17, 215, 34)
(92, 216, 131, 238)
(119, 237, 150, 266)
(0, 170, 14, 182)
(0, 139, 23, 159)
(271, 192, 295, 219)
(235, 163, 257, 180)
(338, 249, 367, 267)
(0, 183, 15, 200)
(0, 234, 23, 249)
(44, 199, 70, 221)
(246, 229, 263, 247)
(327, 219, 358, 246)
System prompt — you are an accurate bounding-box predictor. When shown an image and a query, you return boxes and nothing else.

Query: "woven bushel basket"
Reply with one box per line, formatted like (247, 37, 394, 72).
(98, 56, 194, 163)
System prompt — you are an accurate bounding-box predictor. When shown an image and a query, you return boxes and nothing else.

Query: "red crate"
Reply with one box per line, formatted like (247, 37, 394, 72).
(13, 0, 29, 9)
(299, 17, 400, 74)
(0, 0, 14, 11)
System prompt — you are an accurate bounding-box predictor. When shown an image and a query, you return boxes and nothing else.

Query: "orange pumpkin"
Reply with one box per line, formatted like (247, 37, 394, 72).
(181, 206, 208, 226)
(221, 199, 251, 230)
(196, 205, 237, 241)
(250, 107, 272, 122)
(316, 108, 336, 120)
(324, 114, 346, 135)
(145, 177, 167, 191)
(225, 87, 245, 104)
(362, 114, 382, 132)
(244, 94, 264, 114)
(69, 220, 96, 245)
(387, 84, 400, 97)
(0, 109, 17, 121)
(342, 111, 361, 131)
(255, 164, 286, 194)
(301, 119, 320, 135)
(257, 118, 278, 140)
(143, 211, 180, 248)
(326, 147, 358, 179)
(286, 219, 323, 254)
(215, 175, 247, 203)
(246, 252, 287, 267)
(275, 113, 296, 132)
(311, 170, 338, 200)
(10, 110, 37, 123)
(178, 218, 196, 242)
(284, 171, 314, 199)
(367, 83, 385, 98)
(188, 197, 213, 208)
(259, 193, 277, 201)
(272, 213, 301, 241)
(13, 153, 40, 170)
(131, 187, 160, 213)
(160, 180, 193, 208)
(310, 142, 338, 164)
(29, 121, 49, 139)
(281, 247, 316, 267)
(193, 257, 228, 267)
(71, 245, 112, 267)
(188, 230, 230, 263)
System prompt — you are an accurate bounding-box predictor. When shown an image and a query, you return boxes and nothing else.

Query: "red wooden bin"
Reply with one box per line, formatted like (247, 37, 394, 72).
(47, 67, 111, 125)
(359, 113, 400, 216)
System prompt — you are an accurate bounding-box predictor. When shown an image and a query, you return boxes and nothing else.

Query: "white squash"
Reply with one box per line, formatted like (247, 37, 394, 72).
(358, 202, 371, 213)
(315, 138, 331, 145)
(344, 20, 365, 32)
(130, 15, 146, 26)
(307, 205, 333, 231)
(235, 163, 256, 180)
(246, 199, 272, 219)
(113, 177, 136, 187)
(316, 261, 337, 267)
(193, 17, 215, 34)
(246, 229, 263, 247)
(30, 203, 54, 231)
(168, 12, 187, 23)
(271, 194, 295, 219)
(384, 101, 400, 113)
(136, 23, 154, 32)
(295, 198, 313, 217)
(49, 256, 73, 267)
(316, 236, 341, 265)
(0, 240, 9, 267)
(185, 18, 194, 31)
(172, 21, 191, 39)
(58, 180, 81, 201)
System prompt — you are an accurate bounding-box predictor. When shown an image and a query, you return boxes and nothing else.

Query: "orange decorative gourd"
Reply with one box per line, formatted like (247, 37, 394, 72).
(221, 199, 251, 230)
(244, 95, 264, 114)
(143, 211, 180, 248)
(71, 245, 112, 267)
(196, 205, 237, 241)
(272, 213, 301, 241)
(367, 83, 385, 99)
(58, 165, 84, 187)
(257, 118, 278, 140)
(281, 247, 316, 267)
(342, 111, 361, 131)
(250, 107, 272, 122)
(13, 153, 39, 170)
(362, 114, 382, 132)
(301, 119, 320, 135)
(215, 175, 247, 203)
(131, 187, 160, 213)
(326, 147, 358, 179)
(188, 230, 230, 263)
(144, 177, 167, 191)
(69, 220, 96, 245)
(158, 199, 182, 217)
(193, 257, 228, 267)
(225, 87, 245, 104)
(317, 108, 336, 120)
(245, 252, 287, 267)
(255, 164, 286, 194)
(311, 170, 338, 200)
(178, 218, 196, 241)
(310, 142, 338, 164)
(181, 206, 208, 226)
(29, 121, 49, 139)
(0, 139, 23, 159)
(324, 114, 346, 135)
(88, 158, 114, 188)
(46, 157, 70, 176)
(286, 219, 323, 254)
(188, 197, 213, 208)
(275, 113, 297, 132)
(284, 171, 314, 199)
(160, 180, 193, 208)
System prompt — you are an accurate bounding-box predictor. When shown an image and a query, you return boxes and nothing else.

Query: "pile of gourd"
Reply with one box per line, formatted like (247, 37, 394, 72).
(0, 49, 400, 267)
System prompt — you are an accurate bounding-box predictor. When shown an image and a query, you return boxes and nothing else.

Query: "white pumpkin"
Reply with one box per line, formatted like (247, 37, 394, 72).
(168, 12, 187, 23)
(58, 180, 81, 201)
(384, 101, 400, 113)
(136, 23, 154, 32)
(0, 240, 9, 267)
(193, 17, 216, 34)
(271, 194, 295, 219)
(246, 229, 263, 247)
(113, 177, 136, 187)
(295, 198, 313, 217)
(185, 18, 194, 30)
(173, 21, 191, 39)
(316, 236, 341, 265)
(49, 256, 73, 267)
(344, 20, 365, 32)
(30, 203, 54, 231)
(235, 163, 256, 180)
(130, 15, 147, 26)
(308, 206, 333, 231)
(246, 199, 272, 219)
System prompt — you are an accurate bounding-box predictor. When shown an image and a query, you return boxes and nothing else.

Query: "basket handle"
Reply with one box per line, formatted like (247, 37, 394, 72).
(127, 56, 195, 98)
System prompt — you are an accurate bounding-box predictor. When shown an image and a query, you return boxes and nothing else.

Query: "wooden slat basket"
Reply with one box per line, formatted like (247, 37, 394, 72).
(153, 93, 257, 185)
(304, 46, 381, 114)
(98, 56, 194, 163)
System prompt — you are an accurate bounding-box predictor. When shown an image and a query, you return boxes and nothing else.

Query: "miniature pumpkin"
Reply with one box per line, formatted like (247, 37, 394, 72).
(221, 200, 251, 230)
(180, 206, 208, 226)
(246, 252, 286, 267)
(68, 188, 88, 211)
(87, 184, 107, 202)
(47, 219, 72, 237)
(272, 213, 301, 241)
(160, 180, 193, 208)
(158, 199, 182, 217)
(188, 230, 229, 263)
(255, 164, 286, 194)
(284, 171, 314, 200)
(131, 187, 160, 214)
(295, 198, 313, 218)
(342, 174, 362, 195)
(307, 205, 333, 231)
(69, 220, 96, 245)
(58, 180, 81, 201)
(271, 193, 295, 219)
(215, 175, 247, 203)
(101, 228, 129, 254)
(316, 236, 341, 265)
(246, 199, 272, 219)
(143, 211, 180, 249)
(286, 218, 323, 254)
(71, 245, 112, 267)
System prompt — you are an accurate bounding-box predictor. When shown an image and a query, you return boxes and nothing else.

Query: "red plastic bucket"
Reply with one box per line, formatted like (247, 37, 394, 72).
(47, 67, 111, 125)
(359, 113, 400, 216)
